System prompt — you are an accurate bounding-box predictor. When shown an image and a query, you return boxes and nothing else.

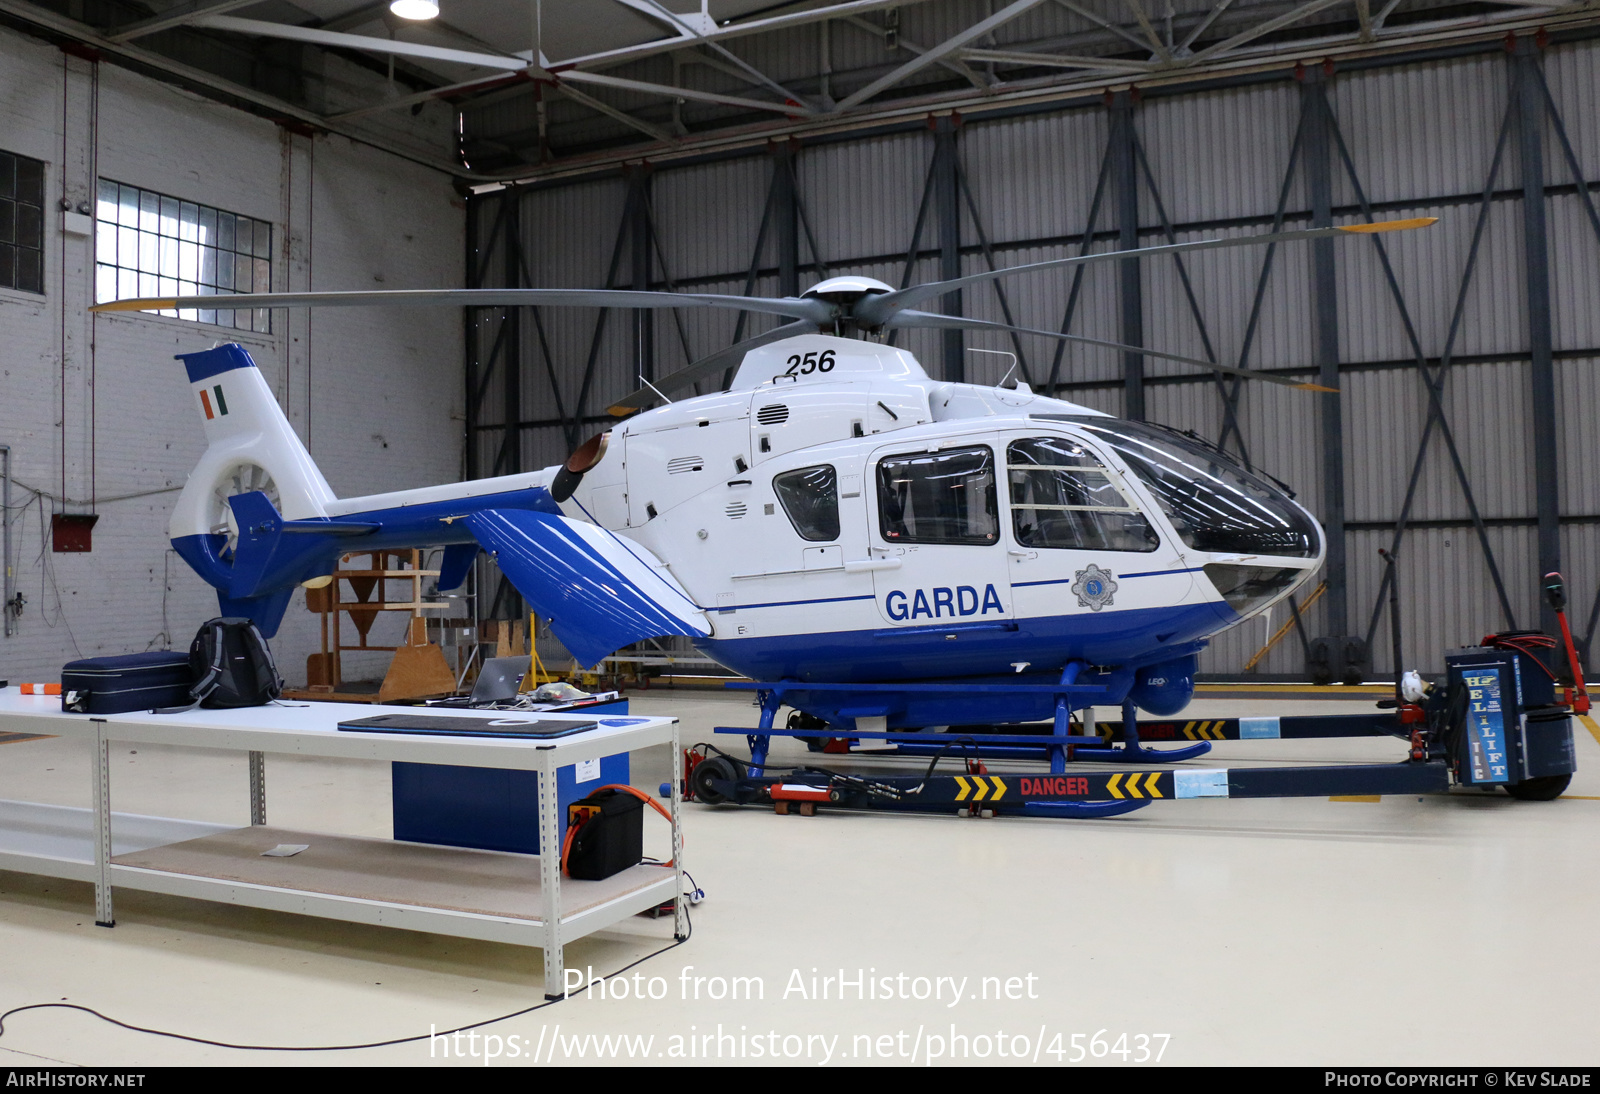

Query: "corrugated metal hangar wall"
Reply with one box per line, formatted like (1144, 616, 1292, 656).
(464, 30, 1600, 681)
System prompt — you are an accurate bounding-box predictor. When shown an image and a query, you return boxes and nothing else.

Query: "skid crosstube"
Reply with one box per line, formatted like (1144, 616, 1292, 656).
(704, 761, 1449, 817)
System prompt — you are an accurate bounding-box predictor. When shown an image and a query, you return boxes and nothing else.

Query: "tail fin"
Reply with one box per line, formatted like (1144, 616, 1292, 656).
(169, 344, 338, 637)
(169, 344, 336, 541)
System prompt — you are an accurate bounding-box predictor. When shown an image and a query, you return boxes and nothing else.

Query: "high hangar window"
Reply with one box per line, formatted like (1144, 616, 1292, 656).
(877, 446, 999, 545)
(0, 150, 45, 295)
(94, 181, 272, 332)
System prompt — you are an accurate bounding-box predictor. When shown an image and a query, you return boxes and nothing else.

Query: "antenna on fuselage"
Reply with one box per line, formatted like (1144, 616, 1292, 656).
(968, 347, 1022, 391)
(639, 374, 674, 405)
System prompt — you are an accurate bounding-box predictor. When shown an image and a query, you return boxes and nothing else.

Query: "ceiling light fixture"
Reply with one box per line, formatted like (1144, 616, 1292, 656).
(389, 0, 439, 19)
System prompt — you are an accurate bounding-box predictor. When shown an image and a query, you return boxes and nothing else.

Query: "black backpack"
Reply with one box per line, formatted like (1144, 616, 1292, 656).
(189, 618, 283, 708)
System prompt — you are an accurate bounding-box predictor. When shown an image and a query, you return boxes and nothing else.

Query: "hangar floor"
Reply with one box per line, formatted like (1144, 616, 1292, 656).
(0, 688, 1597, 1067)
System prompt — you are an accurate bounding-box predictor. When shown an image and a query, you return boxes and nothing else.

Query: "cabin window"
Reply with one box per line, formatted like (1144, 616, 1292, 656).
(1068, 417, 1320, 558)
(877, 446, 999, 546)
(1007, 437, 1158, 553)
(774, 464, 840, 542)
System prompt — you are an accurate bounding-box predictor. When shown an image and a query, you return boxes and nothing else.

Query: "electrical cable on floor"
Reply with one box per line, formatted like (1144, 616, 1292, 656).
(910, 736, 983, 794)
(0, 905, 690, 1054)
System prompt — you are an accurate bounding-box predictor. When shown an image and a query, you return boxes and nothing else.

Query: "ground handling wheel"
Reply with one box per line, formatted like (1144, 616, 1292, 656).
(1504, 773, 1572, 801)
(689, 756, 739, 805)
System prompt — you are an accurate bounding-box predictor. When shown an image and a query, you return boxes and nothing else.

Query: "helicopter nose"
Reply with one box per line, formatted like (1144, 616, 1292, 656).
(1202, 559, 1321, 618)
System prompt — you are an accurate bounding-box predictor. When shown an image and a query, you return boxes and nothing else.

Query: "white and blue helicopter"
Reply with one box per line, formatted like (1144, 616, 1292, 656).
(96, 216, 1432, 767)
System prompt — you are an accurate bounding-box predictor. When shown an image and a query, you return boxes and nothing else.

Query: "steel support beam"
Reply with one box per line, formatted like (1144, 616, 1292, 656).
(503, 267, 527, 619)
(1046, 144, 1110, 393)
(1110, 90, 1144, 420)
(1302, 65, 1348, 645)
(835, 0, 1046, 111)
(615, 0, 814, 110)
(468, 189, 526, 621)
(557, 71, 810, 116)
(493, 197, 524, 635)
(1131, 133, 1245, 465)
(465, 196, 483, 484)
(196, 15, 530, 69)
(499, 196, 524, 482)
(1513, 35, 1562, 643)
(561, 0, 941, 72)
(774, 141, 800, 298)
(934, 115, 964, 382)
(629, 167, 656, 385)
(107, 0, 265, 42)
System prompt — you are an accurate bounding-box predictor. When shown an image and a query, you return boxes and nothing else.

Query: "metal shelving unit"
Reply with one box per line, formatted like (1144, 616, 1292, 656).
(0, 689, 683, 999)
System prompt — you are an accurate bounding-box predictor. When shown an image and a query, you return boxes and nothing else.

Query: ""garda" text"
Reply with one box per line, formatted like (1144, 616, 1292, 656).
(885, 585, 1006, 621)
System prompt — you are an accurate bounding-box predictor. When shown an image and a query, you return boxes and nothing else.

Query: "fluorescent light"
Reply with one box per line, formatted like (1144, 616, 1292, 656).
(389, 0, 439, 19)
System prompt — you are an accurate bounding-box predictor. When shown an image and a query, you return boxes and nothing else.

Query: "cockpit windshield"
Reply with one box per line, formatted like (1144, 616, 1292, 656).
(1063, 418, 1321, 558)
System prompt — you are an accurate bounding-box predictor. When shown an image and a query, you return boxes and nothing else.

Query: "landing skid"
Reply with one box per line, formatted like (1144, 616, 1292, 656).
(728, 686, 1215, 773)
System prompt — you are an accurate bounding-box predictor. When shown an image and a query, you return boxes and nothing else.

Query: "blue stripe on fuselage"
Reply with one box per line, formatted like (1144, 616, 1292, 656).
(697, 599, 1237, 683)
(1013, 566, 1202, 588)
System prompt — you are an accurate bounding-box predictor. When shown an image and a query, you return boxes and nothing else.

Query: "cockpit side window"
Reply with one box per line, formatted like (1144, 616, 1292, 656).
(1007, 437, 1158, 553)
(774, 464, 841, 542)
(877, 446, 999, 545)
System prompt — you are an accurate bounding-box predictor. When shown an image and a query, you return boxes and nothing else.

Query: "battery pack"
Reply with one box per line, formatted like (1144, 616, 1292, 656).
(565, 787, 644, 881)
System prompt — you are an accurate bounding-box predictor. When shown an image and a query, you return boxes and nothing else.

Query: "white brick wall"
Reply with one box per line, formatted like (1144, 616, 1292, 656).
(0, 25, 465, 686)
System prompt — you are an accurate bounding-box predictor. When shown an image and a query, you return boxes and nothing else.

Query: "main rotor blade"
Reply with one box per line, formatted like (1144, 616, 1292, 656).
(91, 287, 831, 323)
(889, 311, 1338, 392)
(607, 320, 818, 415)
(858, 217, 1438, 325)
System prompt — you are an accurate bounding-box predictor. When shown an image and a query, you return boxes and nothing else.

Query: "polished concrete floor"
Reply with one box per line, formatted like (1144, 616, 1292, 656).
(1, 689, 1597, 1067)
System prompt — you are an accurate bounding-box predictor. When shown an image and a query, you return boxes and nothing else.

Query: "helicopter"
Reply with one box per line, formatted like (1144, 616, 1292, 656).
(94, 215, 1433, 738)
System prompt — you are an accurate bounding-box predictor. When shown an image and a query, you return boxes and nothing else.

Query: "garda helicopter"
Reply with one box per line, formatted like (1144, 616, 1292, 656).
(93, 215, 1433, 750)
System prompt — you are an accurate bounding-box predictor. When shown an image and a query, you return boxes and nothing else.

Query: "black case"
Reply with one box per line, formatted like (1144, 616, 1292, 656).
(566, 789, 644, 881)
(61, 651, 194, 714)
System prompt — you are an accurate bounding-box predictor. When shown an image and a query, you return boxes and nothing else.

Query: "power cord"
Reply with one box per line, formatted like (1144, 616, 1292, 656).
(0, 906, 691, 1054)
(911, 737, 984, 794)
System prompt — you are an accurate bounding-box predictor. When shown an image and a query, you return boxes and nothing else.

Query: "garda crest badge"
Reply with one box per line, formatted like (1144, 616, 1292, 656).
(1072, 564, 1118, 612)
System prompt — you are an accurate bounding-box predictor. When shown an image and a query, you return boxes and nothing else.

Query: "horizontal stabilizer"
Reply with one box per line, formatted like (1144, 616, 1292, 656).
(225, 492, 365, 600)
(462, 509, 709, 668)
(281, 519, 380, 535)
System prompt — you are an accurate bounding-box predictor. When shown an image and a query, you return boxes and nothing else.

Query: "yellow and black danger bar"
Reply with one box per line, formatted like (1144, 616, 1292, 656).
(926, 772, 1177, 803)
(953, 775, 1009, 802)
(1105, 772, 1165, 799)
(1095, 716, 1296, 742)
